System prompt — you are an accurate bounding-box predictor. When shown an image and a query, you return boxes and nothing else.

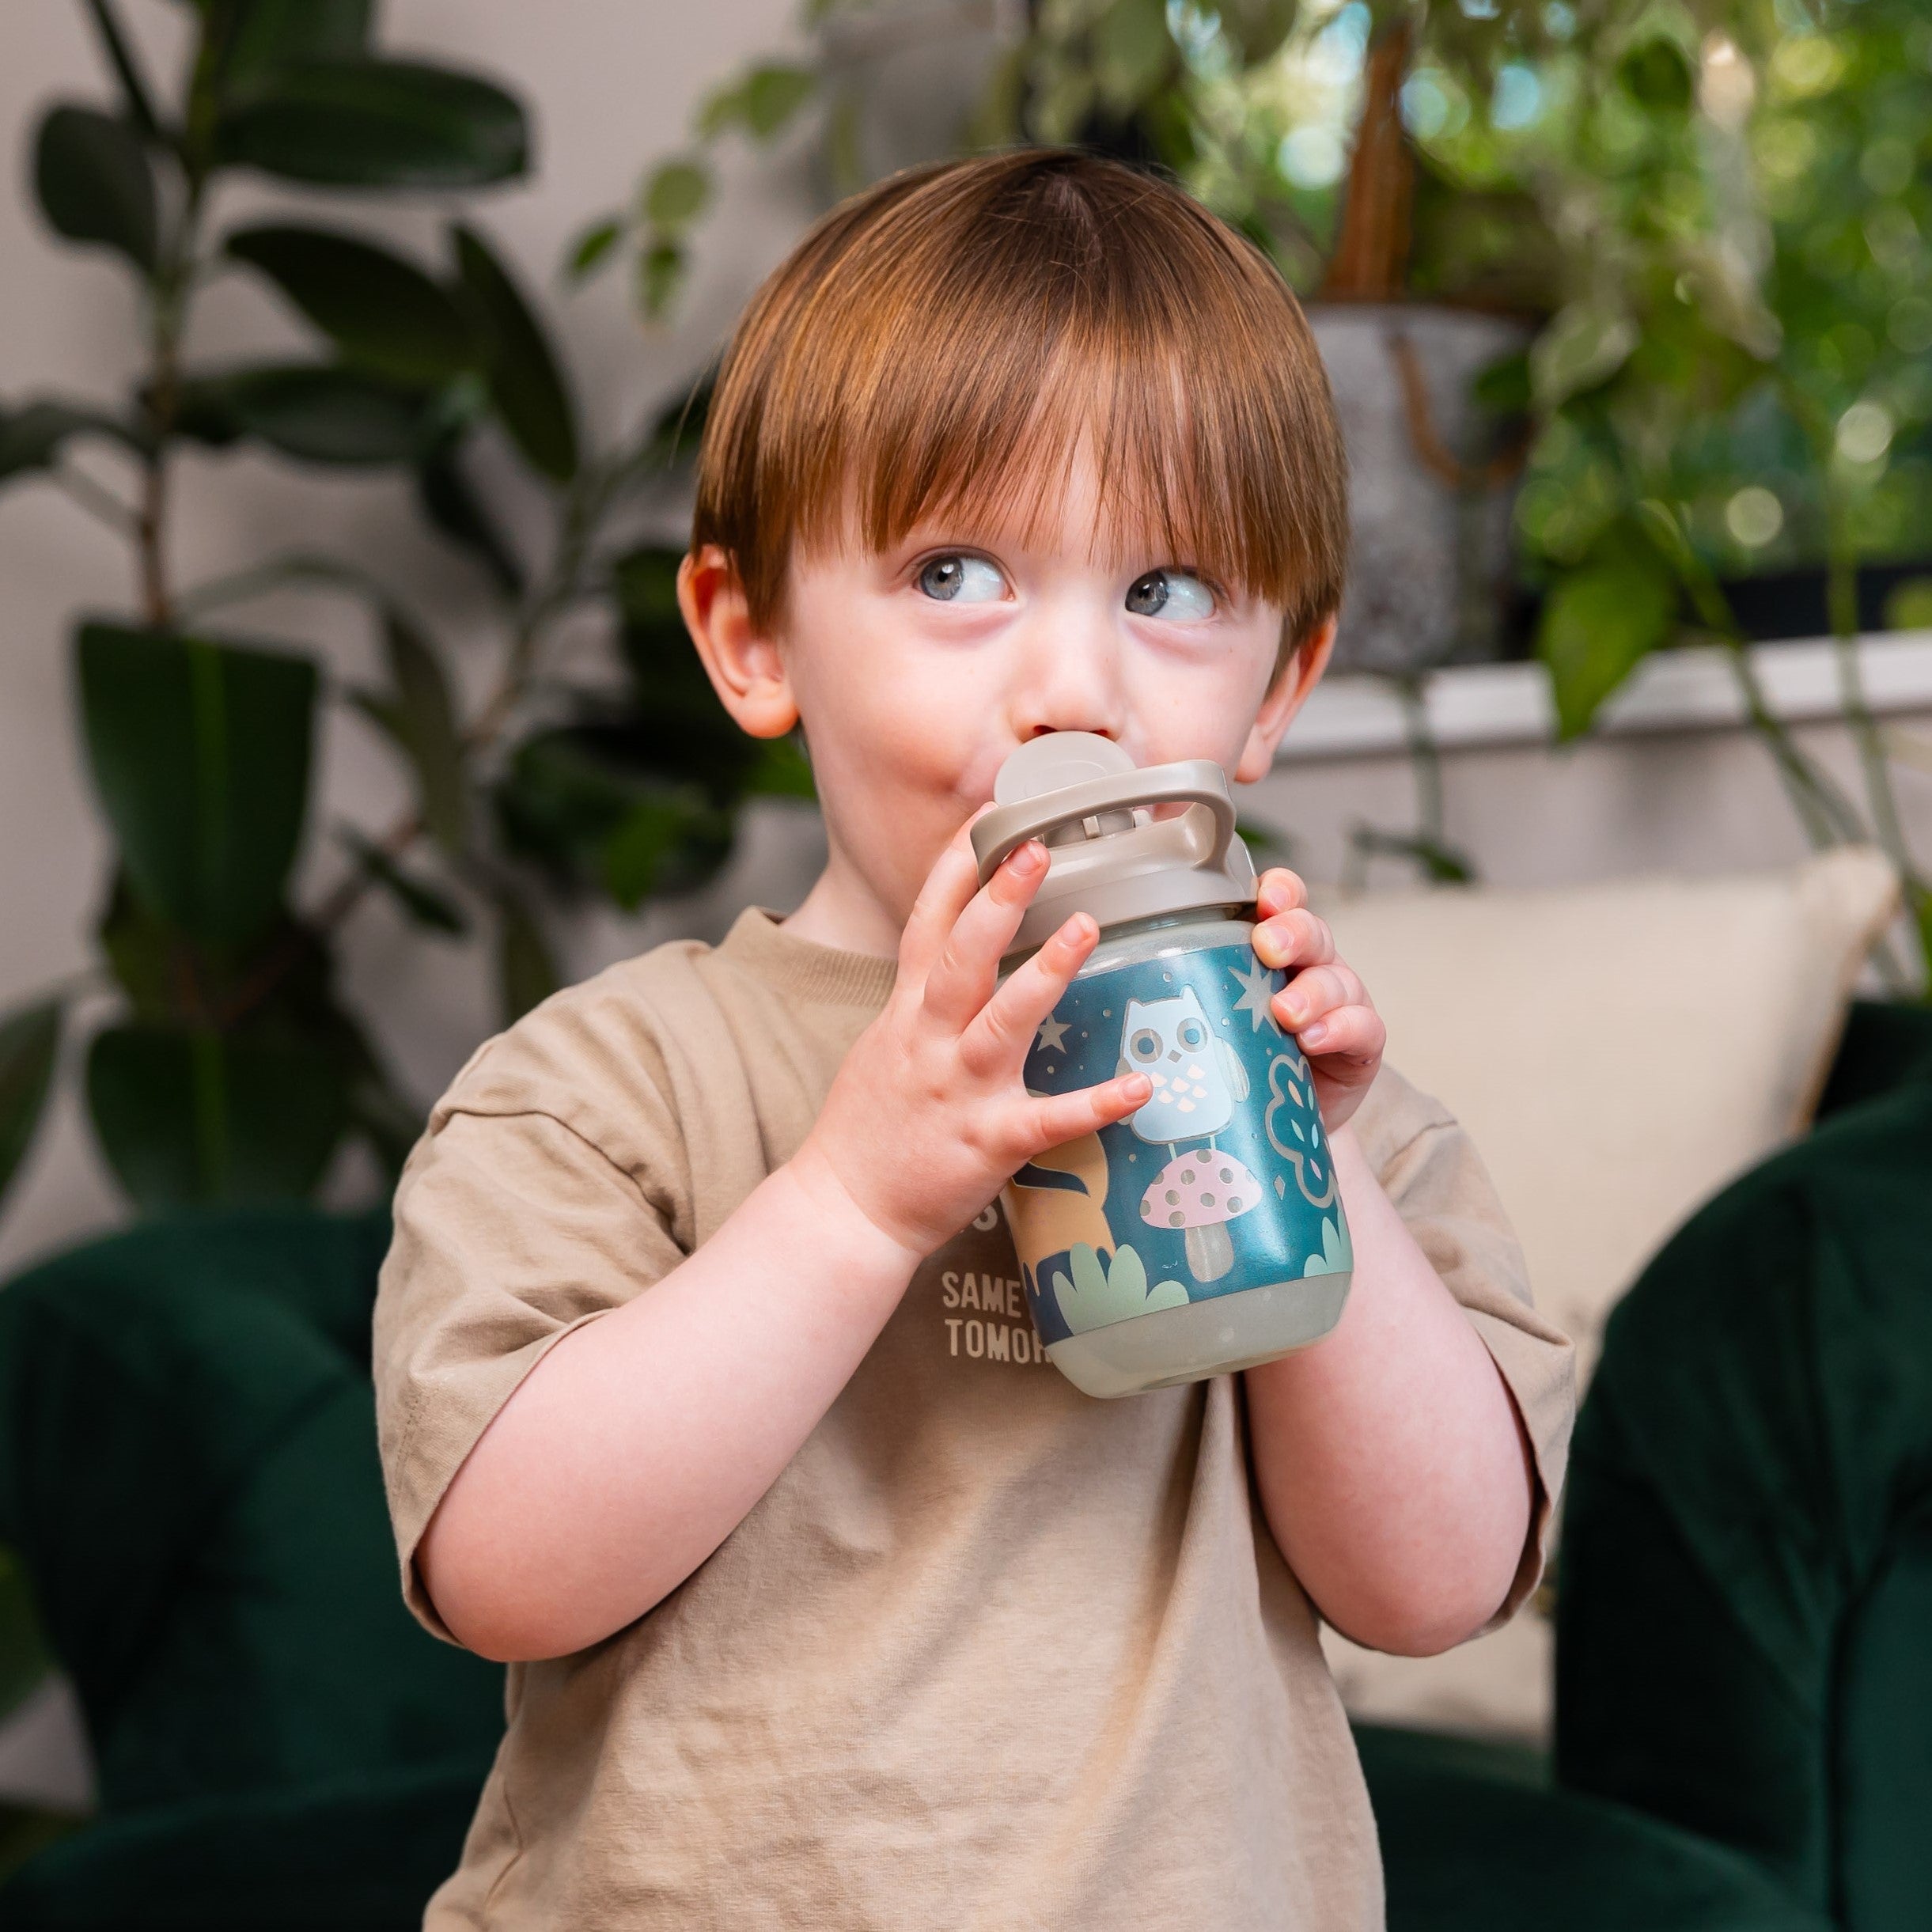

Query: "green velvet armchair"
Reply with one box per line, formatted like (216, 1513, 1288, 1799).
(1, 1003, 1924, 1930)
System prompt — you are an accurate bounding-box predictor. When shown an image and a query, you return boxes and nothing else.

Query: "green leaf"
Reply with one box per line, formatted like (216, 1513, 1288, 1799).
(86, 1024, 349, 1208)
(0, 399, 146, 482)
(173, 363, 437, 464)
(380, 613, 471, 855)
(217, 58, 528, 191)
(1619, 37, 1693, 112)
(699, 64, 817, 141)
(452, 224, 579, 482)
(336, 826, 468, 934)
(1537, 547, 1679, 740)
(643, 160, 710, 232)
(1883, 578, 1932, 633)
(78, 623, 317, 946)
(638, 240, 685, 319)
(564, 214, 624, 282)
(1529, 302, 1638, 414)
(223, 0, 374, 88)
(641, 373, 713, 469)
(33, 104, 157, 270)
(1472, 350, 1532, 418)
(225, 223, 476, 385)
(494, 888, 559, 1024)
(599, 797, 691, 911)
(415, 442, 524, 595)
(0, 1001, 62, 1214)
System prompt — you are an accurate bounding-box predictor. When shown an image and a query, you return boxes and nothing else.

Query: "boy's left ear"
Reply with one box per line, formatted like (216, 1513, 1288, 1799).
(1234, 614, 1338, 784)
(678, 545, 799, 740)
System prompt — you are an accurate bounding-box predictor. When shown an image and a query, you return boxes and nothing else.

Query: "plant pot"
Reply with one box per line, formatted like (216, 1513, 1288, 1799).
(1307, 302, 1532, 677)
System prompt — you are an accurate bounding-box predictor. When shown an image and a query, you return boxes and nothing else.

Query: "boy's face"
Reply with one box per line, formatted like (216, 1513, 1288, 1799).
(683, 449, 1333, 933)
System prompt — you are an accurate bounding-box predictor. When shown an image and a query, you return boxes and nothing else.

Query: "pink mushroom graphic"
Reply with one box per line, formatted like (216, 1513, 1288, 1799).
(1140, 1151, 1263, 1283)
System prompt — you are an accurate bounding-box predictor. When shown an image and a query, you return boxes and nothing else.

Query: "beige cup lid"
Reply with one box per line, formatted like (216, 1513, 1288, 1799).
(972, 733, 1257, 957)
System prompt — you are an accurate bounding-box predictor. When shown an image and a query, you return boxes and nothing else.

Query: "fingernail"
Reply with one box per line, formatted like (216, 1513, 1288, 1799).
(1123, 1073, 1151, 1097)
(1301, 1020, 1328, 1047)
(1011, 840, 1047, 874)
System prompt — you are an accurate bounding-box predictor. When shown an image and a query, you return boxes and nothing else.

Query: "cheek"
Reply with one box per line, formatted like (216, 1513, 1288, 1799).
(1127, 624, 1281, 767)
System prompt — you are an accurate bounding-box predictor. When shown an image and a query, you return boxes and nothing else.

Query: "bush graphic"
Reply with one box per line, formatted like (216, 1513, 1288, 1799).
(1301, 1214, 1353, 1279)
(1051, 1241, 1189, 1335)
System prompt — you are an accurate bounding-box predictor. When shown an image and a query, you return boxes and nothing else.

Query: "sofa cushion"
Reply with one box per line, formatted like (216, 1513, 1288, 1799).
(1358, 1725, 1830, 1932)
(1316, 850, 1898, 1744)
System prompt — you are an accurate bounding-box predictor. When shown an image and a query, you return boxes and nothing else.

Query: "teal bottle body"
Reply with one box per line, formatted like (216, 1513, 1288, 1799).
(1001, 912, 1352, 1399)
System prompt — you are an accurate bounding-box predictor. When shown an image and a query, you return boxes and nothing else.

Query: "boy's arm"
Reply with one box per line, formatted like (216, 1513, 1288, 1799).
(1237, 868, 1553, 1657)
(1242, 1129, 1538, 1656)
(414, 828, 1151, 1663)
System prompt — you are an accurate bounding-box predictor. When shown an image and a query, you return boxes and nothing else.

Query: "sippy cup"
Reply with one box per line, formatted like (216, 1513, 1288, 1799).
(972, 733, 1352, 1399)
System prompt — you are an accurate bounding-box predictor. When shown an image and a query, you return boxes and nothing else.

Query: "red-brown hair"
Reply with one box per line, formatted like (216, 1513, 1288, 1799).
(692, 149, 1348, 664)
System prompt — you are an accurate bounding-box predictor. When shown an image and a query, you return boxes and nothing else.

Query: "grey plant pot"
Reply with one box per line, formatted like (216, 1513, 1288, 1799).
(1307, 303, 1532, 678)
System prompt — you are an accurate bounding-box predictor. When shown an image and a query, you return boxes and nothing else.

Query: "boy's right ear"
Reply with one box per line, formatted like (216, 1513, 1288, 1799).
(678, 545, 799, 739)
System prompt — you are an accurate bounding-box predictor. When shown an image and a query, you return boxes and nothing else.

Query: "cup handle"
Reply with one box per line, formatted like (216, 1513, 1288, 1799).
(970, 760, 1240, 886)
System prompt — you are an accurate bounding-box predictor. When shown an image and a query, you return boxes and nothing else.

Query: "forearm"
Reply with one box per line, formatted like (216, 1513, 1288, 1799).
(1243, 1123, 1534, 1655)
(417, 1146, 919, 1662)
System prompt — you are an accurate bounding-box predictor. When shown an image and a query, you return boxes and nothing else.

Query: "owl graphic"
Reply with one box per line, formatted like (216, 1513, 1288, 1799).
(1116, 988, 1249, 1146)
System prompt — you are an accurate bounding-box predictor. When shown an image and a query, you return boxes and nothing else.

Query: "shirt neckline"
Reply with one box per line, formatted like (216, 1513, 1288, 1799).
(720, 907, 898, 1010)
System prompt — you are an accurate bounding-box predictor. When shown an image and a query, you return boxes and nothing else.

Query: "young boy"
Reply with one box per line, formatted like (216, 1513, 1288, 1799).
(375, 150, 1574, 1929)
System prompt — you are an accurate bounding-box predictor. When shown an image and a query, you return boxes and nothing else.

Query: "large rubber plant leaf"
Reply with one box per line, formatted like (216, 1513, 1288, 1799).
(0, 1544, 51, 1726)
(78, 624, 316, 948)
(225, 223, 475, 385)
(0, 400, 147, 483)
(172, 363, 436, 464)
(217, 58, 528, 191)
(494, 887, 559, 1025)
(415, 441, 524, 595)
(451, 223, 579, 481)
(86, 1024, 348, 1208)
(32, 104, 157, 270)
(1537, 544, 1680, 741)
(350, 615, 470, 855)
(0, 1001, 62, 1214)
(222, 0, 374, 89)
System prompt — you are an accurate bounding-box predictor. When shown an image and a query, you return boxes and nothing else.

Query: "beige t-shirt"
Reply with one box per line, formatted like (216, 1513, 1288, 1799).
(375, 907, 1574, 1930)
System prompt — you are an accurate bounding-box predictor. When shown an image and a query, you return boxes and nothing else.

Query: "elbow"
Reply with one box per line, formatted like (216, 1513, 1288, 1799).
(1323, 1566, 1517, 1658)
(418, 1510, 656, 1665)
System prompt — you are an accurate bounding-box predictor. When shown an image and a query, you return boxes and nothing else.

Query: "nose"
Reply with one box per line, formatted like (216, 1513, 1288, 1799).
(1168, 1049, 1182, 1062)
(1006, 599, 1127, 744)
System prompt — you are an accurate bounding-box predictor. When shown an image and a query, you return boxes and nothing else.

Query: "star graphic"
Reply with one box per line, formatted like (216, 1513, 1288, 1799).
(1035, 1014, 1071, 1055)
(1229, 957, 1279, 1033)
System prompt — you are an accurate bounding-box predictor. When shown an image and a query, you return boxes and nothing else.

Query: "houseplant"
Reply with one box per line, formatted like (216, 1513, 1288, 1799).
(1478, 0, 1932, 986)
(0, 0, 807, 1225)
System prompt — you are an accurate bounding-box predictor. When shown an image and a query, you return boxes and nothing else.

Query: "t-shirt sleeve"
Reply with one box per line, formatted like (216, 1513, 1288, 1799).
(1358, 1066, 1577, 1634)
(373, 1093, 689, 1644)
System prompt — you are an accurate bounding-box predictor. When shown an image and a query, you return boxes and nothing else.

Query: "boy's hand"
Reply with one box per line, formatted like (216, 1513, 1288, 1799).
(1253, 867, 1385, 1133)
(792, 823, 1153, 1260)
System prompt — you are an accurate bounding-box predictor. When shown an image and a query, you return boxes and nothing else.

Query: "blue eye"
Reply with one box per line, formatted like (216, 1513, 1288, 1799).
(1126, 569, 1214, 621)
(918, 554, 1006, 603)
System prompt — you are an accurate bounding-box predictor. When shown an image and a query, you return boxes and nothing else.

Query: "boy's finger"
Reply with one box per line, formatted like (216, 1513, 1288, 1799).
(1272, 962, 1366, 1032)
(1012, 1071, 1151, 1157)
(1253, 907, 1333, 972)
(957, 911, 1097, 1077)
(1255, 868, 1309, 919)
(923, 840, 1050, 1029)
(898, 823, 990, 986)
(1295, 1002, 1385, 1066)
